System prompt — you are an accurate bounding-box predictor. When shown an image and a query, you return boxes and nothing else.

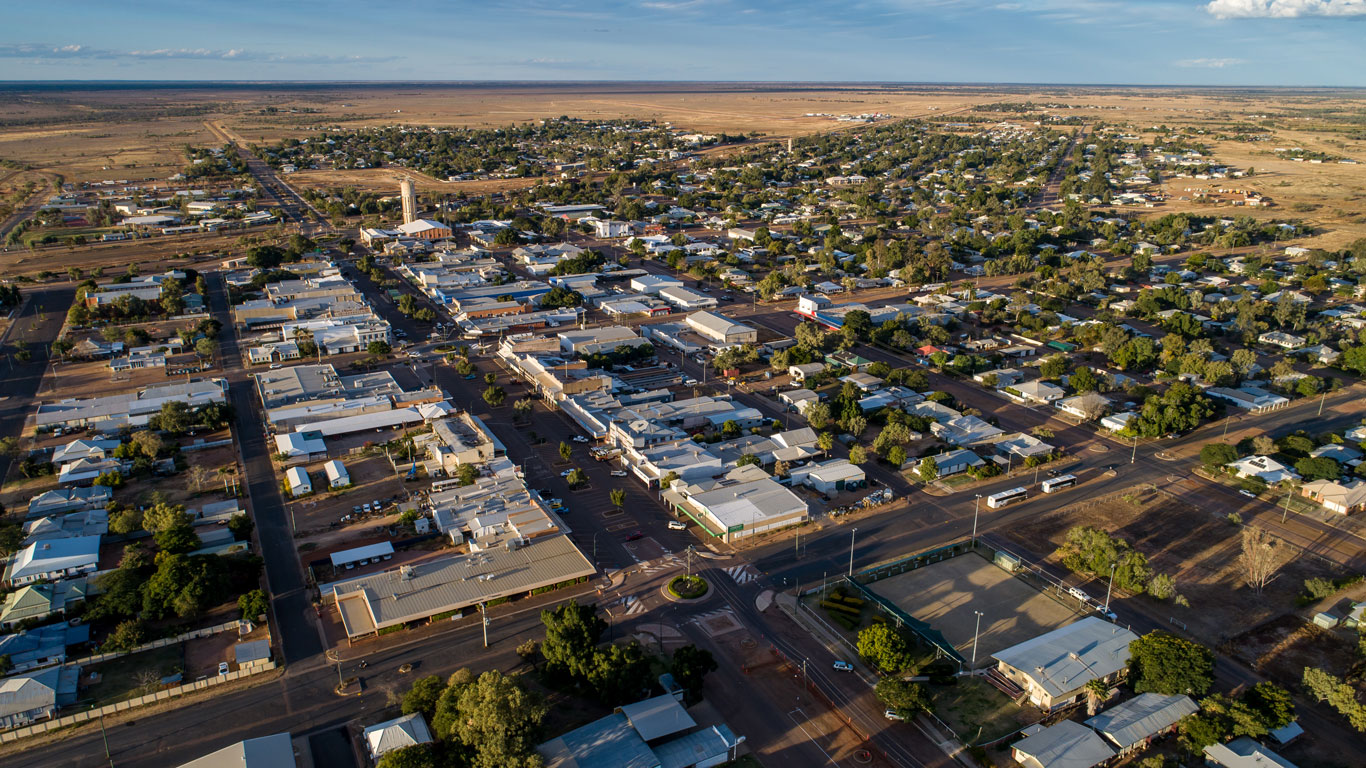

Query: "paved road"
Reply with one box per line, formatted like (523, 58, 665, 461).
(208, 273, 325, 664)
(0, 285, 74, 484)
(204, 122, 328, 235)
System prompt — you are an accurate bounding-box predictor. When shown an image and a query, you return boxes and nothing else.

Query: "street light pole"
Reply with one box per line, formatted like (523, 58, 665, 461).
(970, 610, 984, 668)
(479, 602, 489, 648)
(847, 527, 858, 577)
(1131, 435, 1137, 464)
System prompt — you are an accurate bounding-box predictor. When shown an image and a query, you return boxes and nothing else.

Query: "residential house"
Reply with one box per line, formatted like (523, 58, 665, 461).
(779, 388, 820, 415)
(1007, 380, 1066, 405)
(0, 579, 86, 629)
(1258, 331, 1306, 350)
(26, 487, 112, 519)
(1085, 693, 1198, 756)
(3, 537, 101, 587)
(1300, 478, 1366, 515)
(923, 449, 984, 477)
(285, 467, 312, 497)
(0, 666, 80, 730)
(1227, 455, 1299, 485)
(1011, 720, 1116, 768)
(364, 713, 434, 762)
(992, 617, 1138, 711)
(1055, 393, 1110, 421)
(787, 363, 826, 383)
(537, 693, 741, 768)
(931, 415, 1005, 446)
(996, 433, 1055, 460)
(1203, 737, 1298, 768)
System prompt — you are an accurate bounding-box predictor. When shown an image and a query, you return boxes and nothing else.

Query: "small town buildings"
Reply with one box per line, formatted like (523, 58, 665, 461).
(630, 275, 685, 295)
(663, 467, 809, 543)
(659, 286, 718, 310)
(787, 363, 826, 383)
(1203, 737, 1298, 768)
(1227, 455, 1299, 485)
(924, 448, 984, 477)
(285, 466, 312, 497)
(558, 326, 649, 356)
(0, 579, 86, 628)
(1299, 479, 1366, 515)
(3, 537, 101, 587)
(364, 713, 433, 762)
(685, 311, 757, 345)
(1007, 380, 1066, 404)
(992, 617, 1138, 712)
(1055, 393, 1110, 421)
(787, 459, 866, 495)
(779, 388, 820, 415)
(0, 666, 80, 730)
(1206, 386, 1290, 414)
(233, 639, 273, 672)
(395, 218, 452, 240)
(537, 693, 741, 768)
(323, 459, 350, 488)
(176, 732, 297, 768)
(1085, 692, 1198, 756)
(1011, 720, 1115, 768)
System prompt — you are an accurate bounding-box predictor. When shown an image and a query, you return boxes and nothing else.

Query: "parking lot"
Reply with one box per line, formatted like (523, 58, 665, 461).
(285, 454, 408, 538)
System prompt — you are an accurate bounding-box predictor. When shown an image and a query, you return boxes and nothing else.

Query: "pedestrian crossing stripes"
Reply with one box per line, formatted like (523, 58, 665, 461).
(619, 595, 646, 615)
(724, 564, 760, 585)
(638, 555, 683, 575)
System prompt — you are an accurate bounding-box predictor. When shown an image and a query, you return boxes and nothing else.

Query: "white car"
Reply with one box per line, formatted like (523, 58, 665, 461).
(667, 520, 687, 531)
(559, 469, 576, 477)
(884, 709, 904, 722)
(572, 436, 589, 443)
(269, 363, 283, 369)
(218, 662, 229, 676)
(610, 470, 628, 477)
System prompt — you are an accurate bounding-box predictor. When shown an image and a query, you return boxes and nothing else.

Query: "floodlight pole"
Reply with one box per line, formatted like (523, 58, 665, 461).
(971, 495, 982, 546)
(1103, 562, 1117, 613)
(479, 602, 489, 648)
(971, 610, 984, 668)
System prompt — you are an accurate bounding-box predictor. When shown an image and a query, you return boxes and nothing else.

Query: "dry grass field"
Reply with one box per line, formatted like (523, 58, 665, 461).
(1, 83, 1364, 245)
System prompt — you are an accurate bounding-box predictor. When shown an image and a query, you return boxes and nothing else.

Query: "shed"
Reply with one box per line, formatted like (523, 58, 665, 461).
(329, 542, 394, 569)
(285, 467, 312, 497)
(233, 639, 273, 670)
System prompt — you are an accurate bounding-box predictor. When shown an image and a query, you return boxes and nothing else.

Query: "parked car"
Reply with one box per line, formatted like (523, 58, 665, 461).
(218, 662, 229, 676)
(572, 436, 589, 443)
(1239, 489, 1256, 498)
(610, 470, 628, 477)
(884, 709, 905, 721)
(269, 363, 283, 370)
(624, 530, 644, 541)
(832, 661, 854, 672)
(559, 469, 576, 477)
(667, 520, 687, 531)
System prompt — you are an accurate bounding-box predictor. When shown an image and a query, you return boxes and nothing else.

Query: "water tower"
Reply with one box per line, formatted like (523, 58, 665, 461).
(400, 177, 416, 224)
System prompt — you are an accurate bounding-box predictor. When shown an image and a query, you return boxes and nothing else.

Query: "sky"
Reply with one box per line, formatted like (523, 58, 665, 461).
(0, 0, 1363, 86)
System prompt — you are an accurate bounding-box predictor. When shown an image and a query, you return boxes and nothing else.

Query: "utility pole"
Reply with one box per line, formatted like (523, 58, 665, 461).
(1282, 482, 1296, 524)
(1130, 434, 1138, 464)
(794, 526, 800, 560)
(1319, 389, 1328, 417)
(847, 527, 858, 577)
(99, 712, 114, 767)
(1103, 562, 1117, 613)
(480, 602, 489, 648)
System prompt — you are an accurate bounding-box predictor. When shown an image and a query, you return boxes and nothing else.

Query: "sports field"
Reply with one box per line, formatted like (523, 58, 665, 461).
(866, 552, 1081, 668)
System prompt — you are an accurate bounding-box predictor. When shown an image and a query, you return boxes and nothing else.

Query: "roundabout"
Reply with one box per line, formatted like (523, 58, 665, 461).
(662, 574, 711, 603)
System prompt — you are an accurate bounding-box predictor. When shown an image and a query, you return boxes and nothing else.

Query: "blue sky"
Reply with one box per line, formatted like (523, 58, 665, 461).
(0, 0, 1363, 85)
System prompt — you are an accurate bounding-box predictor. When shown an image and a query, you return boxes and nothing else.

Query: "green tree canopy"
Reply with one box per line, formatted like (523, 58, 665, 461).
(1129, 631, 1214, 697)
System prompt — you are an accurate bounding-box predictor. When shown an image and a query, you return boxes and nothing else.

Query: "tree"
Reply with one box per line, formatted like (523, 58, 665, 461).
(513, 398, 534, 420)
(587, 641, 653, 704)
(402, 674, 446, 720)
(108, 506, 144, 536)
(1070, 366, 1099, 392)
(481, 385, 506, 407)
(228, 513, 254, 541)
(876, 677, 932, 716)
(806, 402, 832, 430)
(1302, 667, 1366, 731)
(142, 503, 191, 533)
(367, 340, 391, 355)
(566, 468, 587, 487)
(1040, 354, 1068, 380)
(610, 488, 626, 509)
(1199, 443, 1238, 471)
(103, 619, 147, 652)
(0, 436, 20, 459)
(817, 431, 834, 453)
(155, 523, 201, 555)
(93, 470, 125, 488)
(1129, 631, 1215, 697)
(194, 337, 216, 361)
(1085, 679, 1110, 716)
(1239, 526, 1287, 595)
(1178, 711, 1229, 753)
(1251, 435, 1276, 455)
(558, 442, 573, 462)
(857, 624, 913, 674)
(1244, 682, 1296, 731)
(848, 444, 867, 465)
(735, 453, 761, 468)
(540, 601, 606, 683)
(1295, 456, 1339, 481)
(456, 463, 479, 486)
(918, 456, 939, 482)
(452, 670, 547, 768)
(152, 400, 193, 435)
(670, 644, 717, 704)
(376, 744, 436, 768)
(238, 589, 269, 621)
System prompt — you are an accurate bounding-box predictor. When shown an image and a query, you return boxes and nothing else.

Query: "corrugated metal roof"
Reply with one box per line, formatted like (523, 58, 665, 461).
(992, 617, 1137, 699)
(332, 535, 594, 636)
(619, 695, 695, 741)
(537, 713, 659, 768)
(1086, 693, 1198, 750)
(1012, 720, 1115, 768)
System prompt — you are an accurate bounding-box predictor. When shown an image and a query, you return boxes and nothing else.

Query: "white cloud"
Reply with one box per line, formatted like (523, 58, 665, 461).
(1176, 57, 1244, 67)
(640, 0, 705, 9)
(0, 43, 396, 64)
(1207, 0, 1366, 18)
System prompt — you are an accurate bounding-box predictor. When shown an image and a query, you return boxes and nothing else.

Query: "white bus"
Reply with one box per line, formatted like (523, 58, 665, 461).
(986, 487, 1028, 508)
(1041, 474, 1078, 493)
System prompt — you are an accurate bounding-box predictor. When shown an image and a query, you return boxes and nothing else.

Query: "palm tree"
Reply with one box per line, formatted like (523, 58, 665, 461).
(1084, 679, 1110, 716)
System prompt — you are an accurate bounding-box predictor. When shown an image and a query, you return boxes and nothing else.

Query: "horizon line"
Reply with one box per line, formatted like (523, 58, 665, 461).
(0, 79, 1362, 90)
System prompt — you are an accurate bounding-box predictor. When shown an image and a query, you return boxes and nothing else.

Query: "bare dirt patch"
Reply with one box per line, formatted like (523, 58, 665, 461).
(1226, 614, 1360, 690)
(1007, 487, 1348, 643)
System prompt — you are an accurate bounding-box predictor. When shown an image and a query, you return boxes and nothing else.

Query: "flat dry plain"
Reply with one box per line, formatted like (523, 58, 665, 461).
(2, 82, 1365, 247)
